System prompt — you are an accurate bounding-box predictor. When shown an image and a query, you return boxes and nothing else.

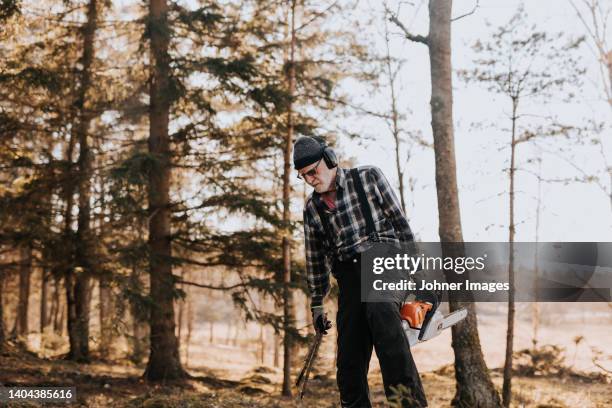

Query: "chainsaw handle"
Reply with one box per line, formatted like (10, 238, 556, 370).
(417, 291, 440, 341)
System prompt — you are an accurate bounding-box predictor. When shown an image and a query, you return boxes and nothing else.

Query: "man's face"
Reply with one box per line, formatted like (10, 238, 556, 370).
(298, 159, 336, 193)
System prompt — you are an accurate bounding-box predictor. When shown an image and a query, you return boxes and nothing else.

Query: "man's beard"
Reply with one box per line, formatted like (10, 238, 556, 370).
(314, 179, 332, 193)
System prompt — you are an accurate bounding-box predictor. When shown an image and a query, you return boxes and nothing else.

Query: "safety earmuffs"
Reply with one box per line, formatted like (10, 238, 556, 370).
(321, 144, 338, 169)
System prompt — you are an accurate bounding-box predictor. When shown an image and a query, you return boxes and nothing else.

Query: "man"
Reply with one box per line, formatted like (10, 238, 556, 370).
(294, 136, 428, 408)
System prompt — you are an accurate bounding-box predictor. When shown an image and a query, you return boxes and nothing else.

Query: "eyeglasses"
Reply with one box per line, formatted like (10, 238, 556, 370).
(297, 158, 322, 180)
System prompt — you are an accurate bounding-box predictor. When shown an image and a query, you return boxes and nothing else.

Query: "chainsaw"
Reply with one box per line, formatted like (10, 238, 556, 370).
(400, 301, 467, 347)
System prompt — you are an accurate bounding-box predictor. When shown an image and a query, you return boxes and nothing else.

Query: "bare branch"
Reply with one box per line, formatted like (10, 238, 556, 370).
(591, 356, 612, 374)
(174, 277, 247, 291)
(451, 0, 480, 22)
(385, 6, 428, 45)
(513, 135, 536, 145)
(300, 93, 393, 119)
(518, 167, 585, 184)
(570, 0, 612, 106)
(295, 0, 340, 32)
(535, 141, 610, 198)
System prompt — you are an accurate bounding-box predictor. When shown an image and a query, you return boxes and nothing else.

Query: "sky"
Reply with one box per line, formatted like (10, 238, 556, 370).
(325, 0, 612, 243)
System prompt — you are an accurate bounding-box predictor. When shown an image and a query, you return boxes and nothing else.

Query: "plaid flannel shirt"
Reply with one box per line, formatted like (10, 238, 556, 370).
(303, 166, 415, 310)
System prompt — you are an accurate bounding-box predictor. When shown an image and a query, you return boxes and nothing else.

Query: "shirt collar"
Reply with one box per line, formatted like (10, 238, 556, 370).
(335, 167, 348, 191)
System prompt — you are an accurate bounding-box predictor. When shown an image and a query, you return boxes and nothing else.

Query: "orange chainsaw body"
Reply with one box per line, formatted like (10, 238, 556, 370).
(400, 301, 432, 329)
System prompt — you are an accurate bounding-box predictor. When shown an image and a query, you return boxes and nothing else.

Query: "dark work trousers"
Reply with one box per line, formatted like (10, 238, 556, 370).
(333, 254, 428, 408)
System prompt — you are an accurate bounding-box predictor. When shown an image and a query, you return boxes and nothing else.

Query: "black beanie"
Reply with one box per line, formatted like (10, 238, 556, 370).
(293, 136, 324, 170)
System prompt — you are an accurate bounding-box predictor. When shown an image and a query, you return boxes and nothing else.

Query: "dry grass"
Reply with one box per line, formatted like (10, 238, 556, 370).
(1, 303, 610, 407)
(1, 341, 610, 408)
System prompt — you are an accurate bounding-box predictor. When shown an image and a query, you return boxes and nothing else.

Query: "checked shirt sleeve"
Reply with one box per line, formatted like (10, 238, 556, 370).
(370, 166, 414, 243)
(303, 208, 330, 310)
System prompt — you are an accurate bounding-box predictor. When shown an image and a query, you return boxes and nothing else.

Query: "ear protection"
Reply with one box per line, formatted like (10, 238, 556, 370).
(321, 144, 338, 169)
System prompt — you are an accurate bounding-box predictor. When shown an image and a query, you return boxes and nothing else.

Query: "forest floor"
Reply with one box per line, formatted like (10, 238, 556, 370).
(0, 341, 610, 408)
(1, 305, 611, 407)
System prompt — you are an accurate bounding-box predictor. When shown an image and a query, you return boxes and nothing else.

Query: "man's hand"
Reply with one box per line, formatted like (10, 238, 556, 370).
(312, 307, 332, 335)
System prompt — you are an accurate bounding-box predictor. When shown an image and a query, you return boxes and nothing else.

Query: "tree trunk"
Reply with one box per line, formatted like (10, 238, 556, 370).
(128, 262, 149, 364)
(281, 0, 297, 397)
(66, 269, 92, 361)
(65, 0, 98, 362)
(52, 276, 62, 333)
(185, 296, 193, 367)
(274, 332, 280, 368)
(502, 98, 518, 407)
(40, 268, 48, 334)
(383, 16, 407, 214)
(532, 157, 542, 352)
(40, 267, 49, 353)
(40, 192, 53, 339)
(58, 293, 66, 337)
(0, 271, 5, 349)
(98, 273, 113, 358)
(14, 244, 32, 338)
(97, 172, 111, 358)
(143, 0, 185, 382)
(259, 325, 265, 365)
(62, 41, 78, 351)
(427, 1, 502, 406)
(131, 314, 149, 365)
(177, 300, 184, 346)
(177, 269, 185, 347)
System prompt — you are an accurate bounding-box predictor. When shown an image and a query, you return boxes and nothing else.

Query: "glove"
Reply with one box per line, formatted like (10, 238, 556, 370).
(415, 288, 439, 309)
(312, 307, 332, 335)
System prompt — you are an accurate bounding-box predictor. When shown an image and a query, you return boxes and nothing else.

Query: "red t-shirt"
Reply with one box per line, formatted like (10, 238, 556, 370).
(321, 190, 337, 211)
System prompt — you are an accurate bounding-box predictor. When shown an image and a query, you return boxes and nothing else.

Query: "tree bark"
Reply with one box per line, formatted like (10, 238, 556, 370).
(40, 193, 52, 336)
(97, 175, 112, 358)
(185, 296, 193, 367)
(13, 244, 32, 338)
(0, 271, 5, 348)
(176, 269, 185, 347)
(65, 0, 98, 362)
(52, 276, 62, 333)
(40, 268, 48, 334)
(427, 1, 502, 406)
(98, 273, 113, 358)
(502, 97, 518, 407)
(61, 30, 78, 347)
(281, 0, 297, 396)
(274, 332, 280, 367)
(143, 0, 185, 382)
(129, 263, 149, 365)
